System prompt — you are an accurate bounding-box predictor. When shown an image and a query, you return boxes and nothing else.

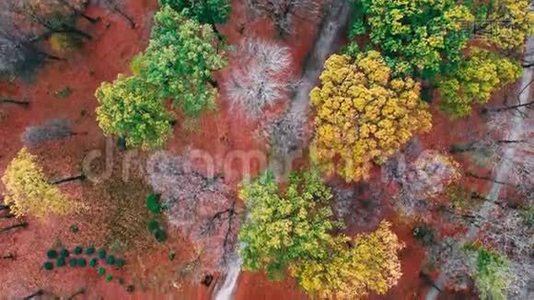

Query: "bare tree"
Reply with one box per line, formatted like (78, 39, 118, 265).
(478, 207, 534, 298)
(451, 111, 534, 202)
(5, 0, 93, 41)
(264, 111, 305, 157)
(390, 150, 461, 219)
(21, 118, 74, 147)
(247, 0, 324, 37)
(147, 152, 240, 277)
(225, 38, 295, 119)
(94, 0, 135, 28)
(0, 222, 28, 234)
(425, 238, 473, 292)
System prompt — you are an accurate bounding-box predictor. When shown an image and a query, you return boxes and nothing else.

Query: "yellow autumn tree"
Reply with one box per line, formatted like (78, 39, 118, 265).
(1, 148, 74, 218)
(475, 0, 533, 52)
(291, 221, 405, 298)
(439, 48, 522, 118)
(310, 52, 432, 182)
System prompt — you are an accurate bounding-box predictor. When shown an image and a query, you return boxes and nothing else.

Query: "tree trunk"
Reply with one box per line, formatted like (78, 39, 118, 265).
(0, 98, 30, 107)
(113, 8, 136, 29)
(50, 174, 86, 185)
(483, 100, 534, 113)
(419, 271, 442, 292)
(79, 12, 100, 24)
(466, 172, 511, 186)
(2, 253, 15, 260)
(208, 78, 219, 88)
(0, 213, 15, 219)
(71, 131, 89, 136)
(0, 222, 28, 234)
(496, 139, 527, 144)
(57, 25, 93, 40)
(57, 0, 99, 23)
(23, 290, 43, 300)
(67, 288, 86, 300)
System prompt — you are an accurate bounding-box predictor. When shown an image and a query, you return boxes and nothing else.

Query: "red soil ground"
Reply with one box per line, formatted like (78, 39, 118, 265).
(0, 0, 513, 299)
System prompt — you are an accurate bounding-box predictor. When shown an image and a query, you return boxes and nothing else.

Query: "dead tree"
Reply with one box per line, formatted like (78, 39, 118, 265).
(66, 288, 86, 300)
(0, 98, 30, 107)
(6, 0, 93, 41)
(0, 222, 28, 234)
(23, 290, 43, 300)
(1, 253, 15, 260)
(247, 0, 324, 37)
(225, 38, 295, 119)
(147, 151, 240, 277)
(49, 174, 86, 185)
(477, 206, 534, 298)
(21, 118, 75, 147)
(451, 110, 534, 202)
(265, 111, 305, 158)
(95, 0, 135, 28)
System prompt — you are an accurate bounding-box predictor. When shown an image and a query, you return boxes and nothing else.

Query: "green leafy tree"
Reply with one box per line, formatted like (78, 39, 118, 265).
(139, 5, 226, 117)
(238, 170, 404, 298)
(95, 74, 173, 149)
(353, 0, 474, 76)
(159, 0, 231, 25)
(239, 170, 339, 279)
(469, 246, 511, 300)
(439, 48, 522, 117)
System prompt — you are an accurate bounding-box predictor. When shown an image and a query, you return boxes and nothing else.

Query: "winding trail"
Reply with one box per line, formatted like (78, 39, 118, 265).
(425, 36, 534, 300)
(213, 1, 351, 299)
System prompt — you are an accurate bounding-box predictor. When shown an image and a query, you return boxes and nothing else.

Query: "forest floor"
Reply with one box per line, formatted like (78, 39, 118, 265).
(426, 37, 534, 300)
(0, 0, 520, 299)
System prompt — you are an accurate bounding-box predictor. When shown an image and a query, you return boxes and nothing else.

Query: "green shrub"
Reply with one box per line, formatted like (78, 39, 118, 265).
(106, 255, 115, 265)
(73, 246, 83, 255)
(159, 0, 231, 25)
(154, 229, 167, 242)
(56, 257, 66, 267)
(77, 258, 87, 267)
(413, 225, 436, 246)
(43, 261, 54, 270)
(89, 258, 98, 267)
(148, 219, 160, 233)
(106, 274, 113, 282)
(69, 258, 78, 267)
(47, 249, 58, 259)
(146, 193, 162, 214)
(97, 267, 106, 275)
(60, 248, 69, 258)
(85, 246, 96, 255)
(115, 258, 125, 268)
(520, 206, 534, 228)
(98, 249, 107, 259)
(69, 224, 79, 233)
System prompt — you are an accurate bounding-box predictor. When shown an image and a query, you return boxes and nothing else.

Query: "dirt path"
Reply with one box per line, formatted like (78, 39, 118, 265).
(425, 36, 534, 300)
(267, 0, 351, 176)
(213, 2, 351, 299)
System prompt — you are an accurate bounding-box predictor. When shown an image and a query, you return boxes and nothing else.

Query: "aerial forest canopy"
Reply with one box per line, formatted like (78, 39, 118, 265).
(95, 4, 226, 148)
(1, 0, 533, 299)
